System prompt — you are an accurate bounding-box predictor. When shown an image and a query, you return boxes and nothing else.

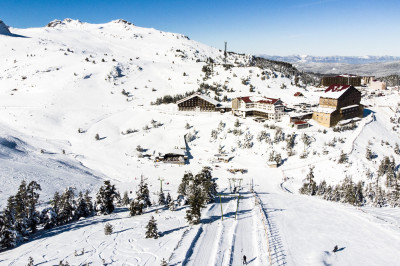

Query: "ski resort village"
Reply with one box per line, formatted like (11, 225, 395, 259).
(1, 17, 400, 266)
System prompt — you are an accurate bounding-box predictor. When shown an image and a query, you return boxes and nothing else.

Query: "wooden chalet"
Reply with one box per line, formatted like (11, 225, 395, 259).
(177, 93, 229, 112)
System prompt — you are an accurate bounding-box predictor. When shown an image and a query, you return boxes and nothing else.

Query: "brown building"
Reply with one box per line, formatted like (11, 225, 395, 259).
(177, 93, 220, 111)
(321, 75, 361, 87)
(312, 85, 363, 127)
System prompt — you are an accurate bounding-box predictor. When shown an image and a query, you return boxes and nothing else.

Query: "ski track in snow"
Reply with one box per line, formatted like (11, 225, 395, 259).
(182, 191, 264, 266)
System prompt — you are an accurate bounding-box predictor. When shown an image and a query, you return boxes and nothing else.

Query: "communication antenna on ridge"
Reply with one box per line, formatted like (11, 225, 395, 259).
(224, 41, 227, 65)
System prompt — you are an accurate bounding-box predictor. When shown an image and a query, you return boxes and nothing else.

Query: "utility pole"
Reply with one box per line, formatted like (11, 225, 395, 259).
(158, 177, 164, 191)
(235, 195, 241, 220)
(224, 41, 227, 65)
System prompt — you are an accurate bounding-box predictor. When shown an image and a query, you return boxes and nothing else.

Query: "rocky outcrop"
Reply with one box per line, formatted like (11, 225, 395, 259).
(0, 19, 11, 35)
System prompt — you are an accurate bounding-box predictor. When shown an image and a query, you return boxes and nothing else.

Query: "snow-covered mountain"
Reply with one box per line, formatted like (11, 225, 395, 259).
(1, 19, 400, 266)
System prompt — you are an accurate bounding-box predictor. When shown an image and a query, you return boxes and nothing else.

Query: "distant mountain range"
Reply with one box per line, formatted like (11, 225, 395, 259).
(259, 55, 400, 77)
(259, 55, 400, 64)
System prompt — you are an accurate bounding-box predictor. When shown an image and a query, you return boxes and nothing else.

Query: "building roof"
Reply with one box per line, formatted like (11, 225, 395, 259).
(237, 96, 280, 105)
(294, 120, 308, 125)
(335, 74, 359, 78)
(176, 93, 220, 106)
(294, 92, 303, 97)
(322, 84, 352, 99)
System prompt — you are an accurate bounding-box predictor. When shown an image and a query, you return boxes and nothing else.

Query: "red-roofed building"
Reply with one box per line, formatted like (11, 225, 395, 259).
(294, 92, 304, 97)
(231, 96, 284, 120)
(292, 120, 309, 129)
(312, 85, 363, 127)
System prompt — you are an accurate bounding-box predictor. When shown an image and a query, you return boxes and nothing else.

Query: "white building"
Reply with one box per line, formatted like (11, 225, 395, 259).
(231, 96, 284, 121)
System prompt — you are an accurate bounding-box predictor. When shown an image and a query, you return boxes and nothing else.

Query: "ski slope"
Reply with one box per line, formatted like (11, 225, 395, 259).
(1, 18, 400, 265)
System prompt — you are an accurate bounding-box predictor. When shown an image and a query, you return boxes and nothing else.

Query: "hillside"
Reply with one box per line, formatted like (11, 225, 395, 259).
(1, 19, 400, 265)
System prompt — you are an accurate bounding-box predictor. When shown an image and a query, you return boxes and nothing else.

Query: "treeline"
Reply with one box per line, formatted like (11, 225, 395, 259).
(0, 180, 119, 251)
(251, 56, 322, 86)
(1, 168, 219, 251)
(300, 162, 400, 207)
(151, 90, 196, 105)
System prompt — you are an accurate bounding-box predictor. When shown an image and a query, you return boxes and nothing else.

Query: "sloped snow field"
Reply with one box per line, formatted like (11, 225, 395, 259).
(1, 19, 400, 265)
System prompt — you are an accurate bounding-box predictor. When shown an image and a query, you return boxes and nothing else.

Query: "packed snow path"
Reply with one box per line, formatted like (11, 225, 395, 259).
(183, 191, 267, 266)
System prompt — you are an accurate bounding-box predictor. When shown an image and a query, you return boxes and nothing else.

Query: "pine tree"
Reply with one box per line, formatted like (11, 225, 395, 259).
(342, 176, 357, 205)
(27, 256, 34, 266)
(40, 207, 57, 229)
(14, 181, 29, 237)
(52, 191, 61, 217)
(268, 151, 275, 162)
(365, 146, 372, 161)
(96, 180, 120, 215)
(197, 167, 218, 203)
(338, 150, 347, 164)
(26, 181, 41, 233)
(395, 143, 400, 155)
(129, 200, 144, 216)
(386, 157, 397, 187)
(160, 258, 168, 266)
(0, 200, 17, 250)
(177, 172, 193, 197)
(104, 223, 113, 235)
(316, 180, 327, 196)
(374, 187, 387, 207)
(75, 191, 91, 219)
(158, 188, 166, 206)
(84, 190, 94, 215)
(58, 187, 76, 224)
(165, 193, 172, 205)
(145, 216, 159, 239)
(234, 118, 240, 128)
(122, 191, 130, 206)
(378, 156, 390, 177)
(185, 174, 206, 225)
(168, 200, 176, 211)
(299, 166, 317, 196)
(389, 180, 400, 207)
(135, 177, 151, 208)
(274, 153, 282, 166)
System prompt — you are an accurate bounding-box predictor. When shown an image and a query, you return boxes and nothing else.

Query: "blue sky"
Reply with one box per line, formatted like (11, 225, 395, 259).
(1, 0, 399, 56)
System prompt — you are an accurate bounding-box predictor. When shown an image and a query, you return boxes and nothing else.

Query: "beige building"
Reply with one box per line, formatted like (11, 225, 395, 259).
(232, 96, 284, 120)
(313, 85, 363, 127)
(369, 80, 387, 90)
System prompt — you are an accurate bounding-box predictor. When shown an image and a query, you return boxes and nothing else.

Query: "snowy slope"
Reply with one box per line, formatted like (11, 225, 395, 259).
(1, 19, 400, 265)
